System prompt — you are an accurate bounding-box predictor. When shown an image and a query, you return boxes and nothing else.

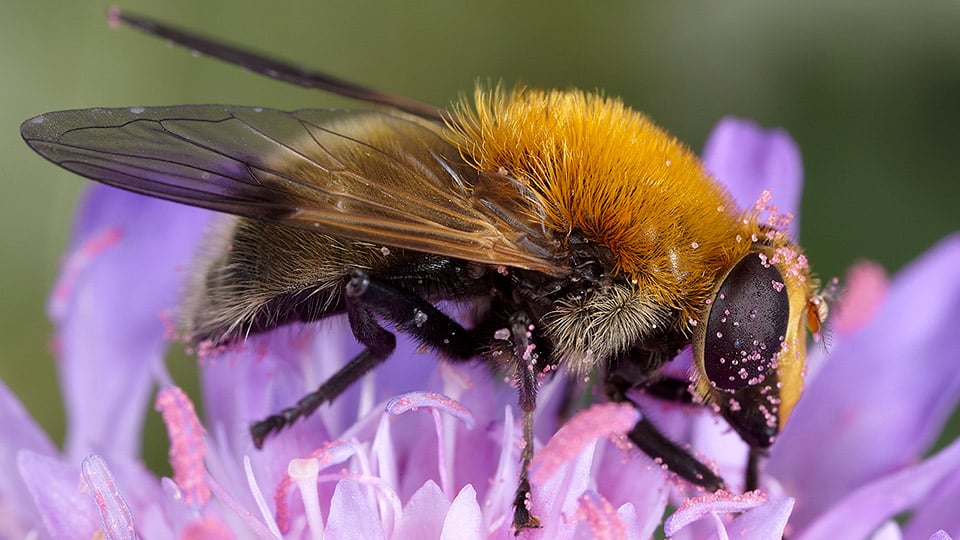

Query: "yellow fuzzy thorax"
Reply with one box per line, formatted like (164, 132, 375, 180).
(445, 86, 760, 320)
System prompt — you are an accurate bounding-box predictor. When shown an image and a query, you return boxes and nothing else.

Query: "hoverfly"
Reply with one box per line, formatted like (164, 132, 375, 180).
(21, 10, 825, 530)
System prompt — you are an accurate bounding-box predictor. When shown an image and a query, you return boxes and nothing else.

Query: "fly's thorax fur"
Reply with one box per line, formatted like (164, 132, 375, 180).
(446, 85, 761, 332)
(541, 280, 675, 374)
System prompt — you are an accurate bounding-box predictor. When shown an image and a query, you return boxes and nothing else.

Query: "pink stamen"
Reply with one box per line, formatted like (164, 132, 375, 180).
(155, 386, 210, 507)
(833, 261, 888, 335)
(664, 489, 768, 536)
(530, 402, 639, 484)
(275, 440, 362, 532)
(49, 226, 121, 317)
(180, 515, 232, 540)
(572, 491, 626, 540)
(386, 391, 475, 498)
(385, 391, 476, 429)
(80, 455, 139, 539)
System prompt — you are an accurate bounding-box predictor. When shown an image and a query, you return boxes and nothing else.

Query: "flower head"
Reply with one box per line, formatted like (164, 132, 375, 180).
(2, 118, 958, 539)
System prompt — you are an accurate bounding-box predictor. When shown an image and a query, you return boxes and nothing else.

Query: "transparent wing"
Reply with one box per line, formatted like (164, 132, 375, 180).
(22, 105, 562, 274)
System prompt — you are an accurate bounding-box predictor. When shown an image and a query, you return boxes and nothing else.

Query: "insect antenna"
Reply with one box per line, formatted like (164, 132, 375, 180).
(109, 7, 447, 122)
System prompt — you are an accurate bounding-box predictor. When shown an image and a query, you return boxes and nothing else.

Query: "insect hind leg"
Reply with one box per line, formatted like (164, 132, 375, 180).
(250, 269, 479, 447)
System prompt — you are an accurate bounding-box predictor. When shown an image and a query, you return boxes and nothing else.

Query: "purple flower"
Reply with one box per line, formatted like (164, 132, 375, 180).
(2, 118, 958, 539)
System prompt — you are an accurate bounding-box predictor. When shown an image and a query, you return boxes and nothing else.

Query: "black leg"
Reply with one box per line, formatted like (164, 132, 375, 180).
(627, 417, 725, 491)
(627, 375, 766, 493)
(641, 376, 696, 405)
(250, 270, 481, 447)
(744, 446, 765, 492)
(605, 364, 726, 492)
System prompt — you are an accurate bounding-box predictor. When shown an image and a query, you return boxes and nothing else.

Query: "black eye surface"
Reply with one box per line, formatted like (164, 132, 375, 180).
(704, 253, 790, 391)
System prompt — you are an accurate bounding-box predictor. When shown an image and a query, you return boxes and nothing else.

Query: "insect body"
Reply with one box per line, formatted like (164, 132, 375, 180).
(22, 11, 824, 530)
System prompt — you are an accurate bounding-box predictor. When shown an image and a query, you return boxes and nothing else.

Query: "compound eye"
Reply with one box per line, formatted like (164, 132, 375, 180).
(704, 253, 790, 391)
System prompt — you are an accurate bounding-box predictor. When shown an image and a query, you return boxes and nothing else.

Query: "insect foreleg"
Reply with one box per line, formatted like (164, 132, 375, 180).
(605, 365, 727, 492)
(506, 311, 543, 532)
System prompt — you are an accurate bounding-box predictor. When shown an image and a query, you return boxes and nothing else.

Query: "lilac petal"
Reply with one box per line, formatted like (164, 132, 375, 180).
(903, 465, 960, 539)
(929, 532, 954, 540)
(395, 481, 450, 540)
(796, 432, 960, 540)
(615, 504, 648, 540)
(0, 379, 58, 534)
(52, 185, 212, 461)
(593, 442, 668, 537)
(716, 497, 794, 540)
(324, 479, 387, 540)
(17, 450, 98, 538)
(440, 484, 483, 540)
(702, 118, 803, 236)
(533, 438, 598, 539)
(484, 406, 519, 536)
(870, 522, 905, 540)
(769, 234, 960, 528)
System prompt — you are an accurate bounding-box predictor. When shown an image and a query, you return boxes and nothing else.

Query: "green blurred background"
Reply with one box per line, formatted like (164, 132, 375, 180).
(1, 1, 958, 475)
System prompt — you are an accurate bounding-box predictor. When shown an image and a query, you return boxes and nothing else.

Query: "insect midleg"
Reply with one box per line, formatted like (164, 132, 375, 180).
(250, 269, 480, 447)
